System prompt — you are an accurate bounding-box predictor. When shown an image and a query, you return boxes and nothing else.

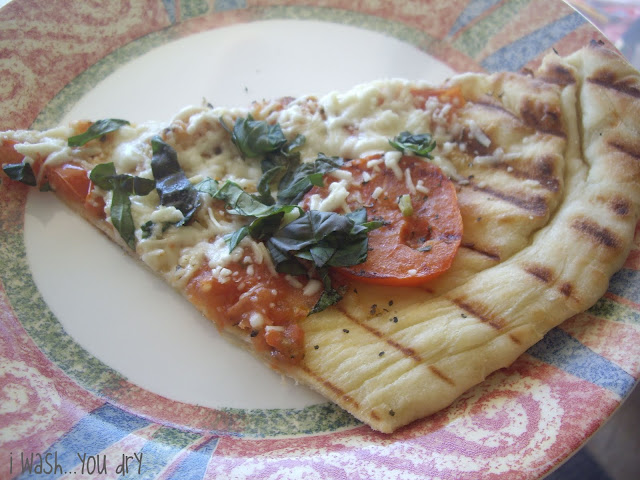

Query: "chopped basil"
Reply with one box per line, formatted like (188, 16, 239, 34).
(89, 162, 155, 249)
(198, 174, 381, 313)
(150, 136, 200, 226)
(90, 162, 155, 195)
(309, 267, 343, 315)
(196, 178, 302, 251)
(389, 131, 436, 158)
(276, 153, 343, 205)
(2, 162, 36, 186)
(221, 114, 288, 158)
(213, 116, 382, 313)
(268, 209, 382, 312)
(110, 188, 136, 249)
(141, 220, 155, 239)
(67, 119, 129, 147)
(222, 114, 332, 206)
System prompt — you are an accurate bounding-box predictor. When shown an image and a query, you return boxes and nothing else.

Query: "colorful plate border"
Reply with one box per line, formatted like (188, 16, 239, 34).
(1, 1, 638, 479)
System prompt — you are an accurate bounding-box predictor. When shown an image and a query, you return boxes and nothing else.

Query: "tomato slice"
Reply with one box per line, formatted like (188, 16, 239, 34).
(305, 155, 463, 286)
(44, 163, 106, 219)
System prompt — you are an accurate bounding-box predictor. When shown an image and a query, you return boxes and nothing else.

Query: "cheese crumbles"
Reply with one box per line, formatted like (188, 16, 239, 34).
(1, 78, 534, 292)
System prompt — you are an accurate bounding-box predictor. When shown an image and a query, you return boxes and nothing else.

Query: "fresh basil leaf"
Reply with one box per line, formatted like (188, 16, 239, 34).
(309, 243, 337, 268)
(223, 114, 288, 158)
(246, 211, 286, 242)
(2, 162, 37, 186)
(282, 134, 306, 157)
(276, 153, 344, 205)
(118, 175, 156, 196)
(151, 136, 200, 226)
(89, 162, 155, 249)
(309, 268, 342, 314)
(68, 119, 129, 147)
(141, 220, 155, 239)
(255, 164, 285, 205)
(269, 210, 353, 254)
(266, 242, 308, 276)
(89, 162, 155, 195)
(212, 180, 276, 217)
(89, 162, 117, 190)
(194, 177, 219, 196)
(310, 288, 343, 314)
(389, 131, 437, 158)
(110, 188, 136, 250)
(226, 225, 251, 253)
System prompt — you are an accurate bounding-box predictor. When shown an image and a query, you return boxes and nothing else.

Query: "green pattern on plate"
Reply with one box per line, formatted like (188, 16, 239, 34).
(0, 194, 126, 394)
(182, 0, 211, 20)
(588, 297, 640, 326)
(452, 0, 531, 59)
(257, 5, 438, 54)
(32, 28, 177, 130)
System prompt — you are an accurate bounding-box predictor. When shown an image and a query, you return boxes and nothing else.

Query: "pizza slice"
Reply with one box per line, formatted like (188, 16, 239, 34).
(2, 41, 639, 433)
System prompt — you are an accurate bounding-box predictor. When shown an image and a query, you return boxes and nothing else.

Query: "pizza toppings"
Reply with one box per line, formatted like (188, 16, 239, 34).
(388, 131, 437, 158)
(89, 162, 155, 249)
(2, 160, 36, 186)
(67, 118, 130, 147)
(150, 136, 200, 227)
(1, 87, 465, 362)
(306, 155, 463, 285)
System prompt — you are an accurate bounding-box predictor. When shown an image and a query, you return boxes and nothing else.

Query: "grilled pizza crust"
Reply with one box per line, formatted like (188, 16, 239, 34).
(2, 42, 639, 434)
(286, 43, 640, 432)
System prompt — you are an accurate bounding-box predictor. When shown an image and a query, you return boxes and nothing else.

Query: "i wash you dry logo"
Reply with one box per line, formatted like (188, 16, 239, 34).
(9, 451, 143, 476)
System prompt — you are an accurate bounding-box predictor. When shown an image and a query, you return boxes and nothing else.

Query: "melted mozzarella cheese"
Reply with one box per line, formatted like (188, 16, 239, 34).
(3, 78, 470, 291)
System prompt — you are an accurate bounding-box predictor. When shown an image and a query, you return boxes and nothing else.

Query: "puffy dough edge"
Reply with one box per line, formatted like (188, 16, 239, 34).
(291, 43, 640, 433)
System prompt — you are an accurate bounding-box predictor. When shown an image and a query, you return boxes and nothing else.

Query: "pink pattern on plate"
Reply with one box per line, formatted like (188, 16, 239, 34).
(0, 0, 170, 130)
(204, 356, 618, 479)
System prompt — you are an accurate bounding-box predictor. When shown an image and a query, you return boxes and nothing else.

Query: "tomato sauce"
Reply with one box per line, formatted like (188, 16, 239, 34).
(186, 258, 320, 364)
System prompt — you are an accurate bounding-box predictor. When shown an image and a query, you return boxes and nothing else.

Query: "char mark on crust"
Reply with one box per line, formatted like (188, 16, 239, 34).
(571, 217, 623, 249)
(560, 282, 573, 298)
(429, 365, 455, 386)
(474, 101, 565, 140)
(508, 333, 522, 345)
(475, 101, 518, 120)
(461, 242, 501, 261)
(608, 197, 632, 217)
(337, 306, 423, 362)
(538, 63, 577, 86)
(302, 365, 360, 409)
(468, 182, 548, 217)
(523, 263, 554, 283)
(520, 98, 566, 137)
(492, 155, 560, 193)
(588, 70, 640, 99)
(609, 140, 640, 161)
(449, 297, 504, 330)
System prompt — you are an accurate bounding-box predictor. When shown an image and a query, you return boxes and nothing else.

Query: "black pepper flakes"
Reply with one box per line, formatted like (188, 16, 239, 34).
(314, 345, 319, 350)
(343, 329, 350, 334)
(370, 304, 377, 315)
(250, 330, 258, 338)
(388, 300, 394, 307)
(389, 410, 395, 416)
(461, 313, 467, 318)
(391, 316, 399, 323)
(379, 351, 385, 357)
